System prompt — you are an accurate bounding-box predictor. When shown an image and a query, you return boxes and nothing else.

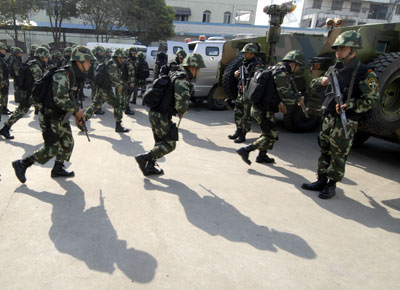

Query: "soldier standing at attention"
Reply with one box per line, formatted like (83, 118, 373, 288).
(229, 43, 264, 143)
(237, 50, 305, 165)
(0, 47, 51, 140)
(90, 45, 107, 115)
(302, 31, 378, 199)
(135, 53, 206, 176)
(12, 46, 95, 183)
(0, 42, 11, 116)
(83, 48, 129, 133)
(121, 47, 137, 114)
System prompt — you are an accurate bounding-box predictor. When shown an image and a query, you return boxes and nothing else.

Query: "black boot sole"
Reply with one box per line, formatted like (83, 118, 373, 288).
(301, 183, 327, 191)
(0, 129, 14, 139)
(234, 138, 246, 143)
(12, 160, 26, 183)
(237, 148, 251, 165)
(135, 155, 148, 176)
(318, 192, 336, 199)
(51, 171, 75, 178)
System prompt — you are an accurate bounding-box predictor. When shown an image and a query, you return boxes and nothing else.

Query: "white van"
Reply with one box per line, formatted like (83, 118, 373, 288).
(146, 46, 158, 70)
(187, 37, 226, 110)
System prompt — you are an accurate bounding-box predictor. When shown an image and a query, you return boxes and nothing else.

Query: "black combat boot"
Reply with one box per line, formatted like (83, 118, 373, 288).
(115, 122, 129, 133)
(237, 144, 255, 165)
(0, 125, 14, 139)
(12, 157, 34, 183)
(318, 180, 337, 199)
(125, 108, 135, 115)
(51, 161, 75, 178)
(135, 152, 153, 176)
(1, 107, 11, 115)
(228, 128, 241, 140)
(256, 150, 275, 164)
(145, 160, 164, 176)
(95, 108, 105, 115)
(301, 174, 328, 191)
(234, 130, 247, 143)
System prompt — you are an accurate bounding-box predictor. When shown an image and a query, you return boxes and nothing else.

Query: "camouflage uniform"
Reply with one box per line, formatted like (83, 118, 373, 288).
(133, 51, 148, 100)
(135, 53, 206, 176)
(88, 45, 106, 114)
(0, 42, 10, 116)
(12, 46, 95, 183)
(230, 43, 264, 143)
(62, 47, 72, 66)
(153, 51, 167, 79)
(0, 48, 50, 139)
(8, 47, 25, 103)
(167, 49, 187, 73)
(121, 47, 137, 113)
(84, 48, 128, 132)
(302, 31, 379, 199)
(51, 50, 64, 68)
(237, 50, 303, 165)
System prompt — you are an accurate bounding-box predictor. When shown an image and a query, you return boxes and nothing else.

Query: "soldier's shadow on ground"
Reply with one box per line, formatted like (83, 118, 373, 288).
(87, 132, 145, 157)
(15, 181, 157, 283)
(143, 177, 316, 259)
(179, 128, 237, 154)
(247, 165, 400, 235)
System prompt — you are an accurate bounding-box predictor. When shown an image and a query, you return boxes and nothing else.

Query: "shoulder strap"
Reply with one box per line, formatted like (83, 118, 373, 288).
(346, 61, 361, 104)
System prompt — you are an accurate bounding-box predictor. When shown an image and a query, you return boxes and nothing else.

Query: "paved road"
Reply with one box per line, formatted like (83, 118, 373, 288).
(0, 92, 399, 290)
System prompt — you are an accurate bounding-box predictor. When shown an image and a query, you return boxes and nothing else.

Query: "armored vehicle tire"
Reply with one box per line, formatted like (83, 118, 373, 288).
(190, 97, 204, 104)
(369, 52, 400, 134)
(207, 85, 226, 110)
(352, 131, 370, 147)
(283, 105, 320, 133)
(222, 56, 243, 98)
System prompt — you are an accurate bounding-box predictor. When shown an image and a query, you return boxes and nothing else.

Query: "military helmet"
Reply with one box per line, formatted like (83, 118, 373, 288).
(30, 44, 39, 53)
(35, 47, 51, 59)
(282, 50, 304, 65)
(332, 30, 362, 49)
(111, 48, 124, 58)
(129, 46, 138, 54)
(41, 44, 51, 51)
(71, 45, 96, 61)
(176, 49, 187, 59)
(182, 53, 206, 68)
(0, 42, 7, 50)
(105, 48, 113, 54)
(12, 47, 23, 55)
(52, 50, 63, 58)
(137, 51, 145, 59)
(94, 45, 105, 55)
(241, 43, 258, 54)
(64, 47, 73, 55)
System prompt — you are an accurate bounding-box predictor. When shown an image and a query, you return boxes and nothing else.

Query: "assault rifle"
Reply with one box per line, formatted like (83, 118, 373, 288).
(240, 65, 247, 98)
(325, 62, 349, 139)
(289, 77, 309, 118)
(70, 86, 90, 142)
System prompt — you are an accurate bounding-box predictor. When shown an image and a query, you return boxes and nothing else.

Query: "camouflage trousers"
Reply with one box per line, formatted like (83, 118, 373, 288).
(149, 110, 176, 160)
(14, 85, 25, 103)
(84, 87, 122, 122)
(1, 85, 9, 108)
(90, 81, 97, 100)
(251, 106, 279, 151)
(5, 93, 36, 127)
(234, 93, 252, 132)
(122, 83, 133, 110)
(133, 80, 147, 99)
(29, 111, 74, 164)
(317, 114, 358, 182)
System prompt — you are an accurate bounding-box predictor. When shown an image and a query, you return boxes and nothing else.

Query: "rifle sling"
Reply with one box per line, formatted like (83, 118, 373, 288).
(346, 61, 360, 104)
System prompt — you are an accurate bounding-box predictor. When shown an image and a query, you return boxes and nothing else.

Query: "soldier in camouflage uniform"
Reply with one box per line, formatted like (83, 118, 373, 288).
(62, 47, 73, 66)
(51, 50, 64, 68)
(83, 48, 129, 133)
(105, 48, 112, 60)
(0, 42, 11, 116)
(237, 50, 305, 165)
(121, 47, 137, 114)
(133, 51, 148, 101)
(153, 51, 167, 79)
(229, 43, 264, 143)
(27, 45, 39, 62)
(302, 31, 378, 199)
(8, 47, 25, 103)
(0, 47, 51, 139)
(135, 53, 206, 176)
(12, 46, 95, 183)
(167, 49, 187, 73)
(89, 45, 107, 115)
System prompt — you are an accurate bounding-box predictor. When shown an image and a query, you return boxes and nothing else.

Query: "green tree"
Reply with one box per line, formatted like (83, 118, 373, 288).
(120, 0, 175, 45)
(0, 0, 38, 47)
(79, 0, 120, 42)
(41, 0, 79, 48)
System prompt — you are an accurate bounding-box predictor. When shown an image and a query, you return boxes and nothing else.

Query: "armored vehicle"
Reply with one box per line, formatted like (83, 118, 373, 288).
(215, 2, 400, 144)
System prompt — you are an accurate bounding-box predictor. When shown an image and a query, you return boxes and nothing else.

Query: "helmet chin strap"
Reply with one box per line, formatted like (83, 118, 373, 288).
(337, 47, 357, 64)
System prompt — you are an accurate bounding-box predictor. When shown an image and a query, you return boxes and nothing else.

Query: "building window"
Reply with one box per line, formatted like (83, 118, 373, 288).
(350, 2, 361, 13)
(312, 0, 322, 9)
(203, 10, 211, 23)
(224, 12, 231, 24)
(331, 0, 343, 11)
(235, 10, 252, 22)
(175, 15, 188, 21)
(368, 4, 388, 20)
(396, 5, 400, 15)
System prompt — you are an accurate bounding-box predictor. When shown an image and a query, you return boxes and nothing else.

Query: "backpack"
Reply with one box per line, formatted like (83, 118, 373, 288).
(31, 67, 67, 116)
(15, 61, 35, 91)
(94, 60, 112, 89)
(247, 66, 283, 112)
(143, 70, 186, 114)
(135, 59, 150, 80)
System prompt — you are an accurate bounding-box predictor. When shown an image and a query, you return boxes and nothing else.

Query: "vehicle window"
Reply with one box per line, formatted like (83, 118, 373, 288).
(173, 46, 183, 54)
(206, 47, 219, 56)
(151, 50, 158, 56)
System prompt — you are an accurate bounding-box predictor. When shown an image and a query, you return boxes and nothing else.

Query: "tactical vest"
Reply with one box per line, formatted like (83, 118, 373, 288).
(0, 54, 9, 80)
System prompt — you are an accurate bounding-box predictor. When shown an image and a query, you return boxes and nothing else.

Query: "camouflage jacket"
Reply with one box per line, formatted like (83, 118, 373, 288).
(52, 69, 79, 114)
(29, 59, 46, 82)
(8, 55, 23, 78)
(237, 56, 264, 94)
(108, 59, 123, 90)
(273, 62, 297, 106)
(123, 57, 136, 84)
(168, 57, 181, 73)
(311, 58, 378, 120)
(0, 53, 9, 87)
(171, 69, 192, 115)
